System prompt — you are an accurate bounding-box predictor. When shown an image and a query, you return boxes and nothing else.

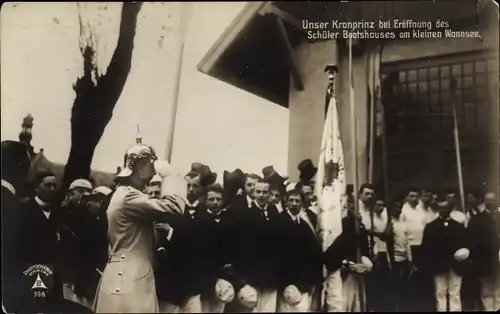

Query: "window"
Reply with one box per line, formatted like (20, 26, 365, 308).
(383, 54, 498, 136)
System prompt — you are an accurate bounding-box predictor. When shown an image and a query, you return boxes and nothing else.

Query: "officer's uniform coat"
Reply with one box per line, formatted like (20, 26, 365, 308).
(93, 185, 185, 313)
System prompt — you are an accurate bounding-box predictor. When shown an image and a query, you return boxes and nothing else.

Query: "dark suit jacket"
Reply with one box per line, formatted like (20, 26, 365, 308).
(72, 207, 109, 298)
(467, 210, 500, 277)
(155, 202, 207, 304)
(324, 214, 371, 273)
(228, 194, 253, 213)
(276, 211, 323, 293)
(3, 197, 65, 313)
(17, 198, 63, 278)
(420, 216, 469, 275)
(234, 203, 281, 289)
(196, 208, 246, 296)
(2, 186, 25, 312)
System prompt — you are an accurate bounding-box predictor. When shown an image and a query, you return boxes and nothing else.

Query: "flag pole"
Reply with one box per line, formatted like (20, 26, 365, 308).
(164, 3, 193, 162)
(368, 49, 375, 184)
(348, 37, 360, 262)
(348, 36, 366, 313)
(450, 78, 466, 214)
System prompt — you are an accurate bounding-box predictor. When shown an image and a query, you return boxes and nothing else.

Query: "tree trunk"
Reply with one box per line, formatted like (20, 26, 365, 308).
(62, 3, 142, 191)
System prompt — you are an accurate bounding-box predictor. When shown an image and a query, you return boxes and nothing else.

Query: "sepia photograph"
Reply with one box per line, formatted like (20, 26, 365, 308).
(1, 1, 499, 313)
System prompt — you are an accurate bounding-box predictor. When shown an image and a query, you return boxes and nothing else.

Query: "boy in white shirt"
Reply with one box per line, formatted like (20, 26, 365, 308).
(364, 198, 391, 311)
(388, 200, 412, 311)
(400, 187, 435, 311)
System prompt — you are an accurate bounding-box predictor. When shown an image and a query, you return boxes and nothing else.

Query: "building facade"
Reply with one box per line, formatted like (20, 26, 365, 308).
(198, 1, 499, 199)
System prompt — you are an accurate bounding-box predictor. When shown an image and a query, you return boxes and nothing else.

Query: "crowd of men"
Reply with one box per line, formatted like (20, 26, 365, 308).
(2, 139, 500, 313)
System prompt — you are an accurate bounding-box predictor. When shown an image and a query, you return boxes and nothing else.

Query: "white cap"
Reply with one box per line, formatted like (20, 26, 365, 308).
(283, 285, 302, 306)
(237, 284, 258, 309)
(215, 279, 235, 304)
(93, 186, 113, 196)
(69, 179, 93, 191)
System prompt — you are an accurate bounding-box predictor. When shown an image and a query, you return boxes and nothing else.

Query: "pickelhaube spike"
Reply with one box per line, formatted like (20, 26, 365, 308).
(136, 124, 142, 144)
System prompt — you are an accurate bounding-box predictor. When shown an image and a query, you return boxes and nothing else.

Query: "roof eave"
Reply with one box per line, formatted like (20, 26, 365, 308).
(197, 2, 267, 76)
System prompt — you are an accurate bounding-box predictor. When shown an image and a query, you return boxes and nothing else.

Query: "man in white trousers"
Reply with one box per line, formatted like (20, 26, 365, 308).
(324, 196, 373, 312)
(420, 201, 470, 312)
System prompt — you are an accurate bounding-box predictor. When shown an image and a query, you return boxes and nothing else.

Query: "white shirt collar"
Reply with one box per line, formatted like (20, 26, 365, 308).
(1, 179, 16, 196)
(287, 210, 300, 223)
(403, 202, 418, 211)
(308, 204, 318, 215)
(254, 202, 268, 211)
(207, 208, 224, 216)
(359, 200, 370, 213)
(35, 196, 49, 208)
(246, 195, 253, 208)
(275, 202, 284, 213)
(186, 199, 200, 208)
(35, 196, 51, 219)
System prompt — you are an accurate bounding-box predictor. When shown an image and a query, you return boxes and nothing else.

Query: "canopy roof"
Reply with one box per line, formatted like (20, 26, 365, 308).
(198, 0, 481, 107)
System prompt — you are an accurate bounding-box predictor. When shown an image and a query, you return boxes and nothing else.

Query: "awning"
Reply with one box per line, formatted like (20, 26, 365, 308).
(197, 0, 480, 108)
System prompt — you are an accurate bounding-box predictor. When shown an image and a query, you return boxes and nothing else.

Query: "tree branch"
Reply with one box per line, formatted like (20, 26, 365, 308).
(62, 2, 142, 191)
(98, 2, 142, 114)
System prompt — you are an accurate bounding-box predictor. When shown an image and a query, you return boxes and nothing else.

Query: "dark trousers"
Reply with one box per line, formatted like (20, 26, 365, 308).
(461, 272, 483, 311)
(366, 252, 393, 311)
(391, 261, 412, 312)
(409, 246, 436, 312)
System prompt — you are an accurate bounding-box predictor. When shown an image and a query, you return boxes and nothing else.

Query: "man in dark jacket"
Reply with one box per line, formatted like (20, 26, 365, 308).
(6, 170, 91, 313)
(72, 186, 112, 309)
(232, 179, 281, 312)
(197, 184, 244, 313)
(324, 200, 373, 312)
(276, 188, 323, 312)
(1, 140, 33, 312)
(467, 192, 500, 311)
(461, 189, 485, 311)
(420, 201, 470, 312)
(230, 173, 261, 212)
(156, 169, 211, 313)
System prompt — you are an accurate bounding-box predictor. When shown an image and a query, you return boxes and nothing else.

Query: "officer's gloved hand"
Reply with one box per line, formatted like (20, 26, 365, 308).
(154, 160, 173, 178)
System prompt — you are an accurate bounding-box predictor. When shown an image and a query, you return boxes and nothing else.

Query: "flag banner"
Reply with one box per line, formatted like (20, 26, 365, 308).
(314, 87, 346, 253)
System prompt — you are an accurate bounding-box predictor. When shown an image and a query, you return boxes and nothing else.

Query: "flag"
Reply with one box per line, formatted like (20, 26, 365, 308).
(314, 81, 346, 253)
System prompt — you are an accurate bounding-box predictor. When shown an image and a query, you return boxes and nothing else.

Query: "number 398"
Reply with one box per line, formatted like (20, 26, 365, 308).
(33, 291, 47, 298)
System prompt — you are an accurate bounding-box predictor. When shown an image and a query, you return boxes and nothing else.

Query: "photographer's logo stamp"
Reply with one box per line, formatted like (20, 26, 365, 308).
(23, 264, 54, 299)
